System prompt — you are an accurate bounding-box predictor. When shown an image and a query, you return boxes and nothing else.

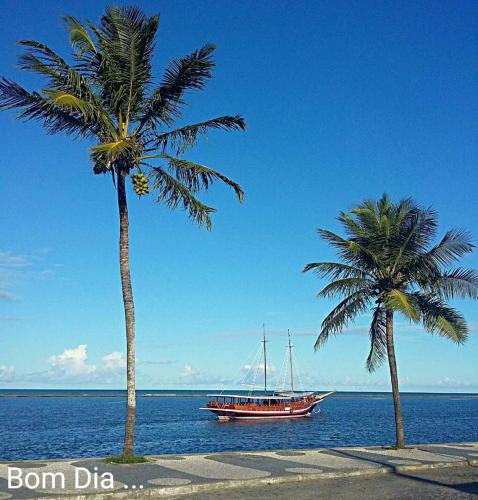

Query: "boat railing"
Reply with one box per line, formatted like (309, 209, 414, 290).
(206, 395, 318, 411)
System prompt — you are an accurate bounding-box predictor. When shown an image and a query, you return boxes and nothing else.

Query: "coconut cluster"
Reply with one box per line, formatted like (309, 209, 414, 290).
(131, 172, 150, 196)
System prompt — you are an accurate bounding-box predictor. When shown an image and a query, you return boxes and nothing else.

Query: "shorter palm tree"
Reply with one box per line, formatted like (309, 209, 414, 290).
(304, 195, 478, 448)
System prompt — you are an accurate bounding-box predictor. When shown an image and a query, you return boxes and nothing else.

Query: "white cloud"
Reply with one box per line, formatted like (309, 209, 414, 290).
(178, 364, 231, 386)
(138, 359, 177, 366)
(0, 365, 15, 382)
(242, 363, 276, 373)
(48, 344, 96, 377)
(181, 363, 199, 378)
(297, 370, 478, 392)
(102, 351, 127, 370)
(240, 363, 278, 387)
(427, 377, 475, 389)
(23, 344, 127, 384)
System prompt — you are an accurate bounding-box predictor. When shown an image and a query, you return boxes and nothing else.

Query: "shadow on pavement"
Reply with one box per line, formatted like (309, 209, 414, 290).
(332, 448, 478, 496)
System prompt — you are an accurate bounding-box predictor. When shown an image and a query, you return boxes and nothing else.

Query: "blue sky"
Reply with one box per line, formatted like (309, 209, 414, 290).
(1, 0, 477, 392)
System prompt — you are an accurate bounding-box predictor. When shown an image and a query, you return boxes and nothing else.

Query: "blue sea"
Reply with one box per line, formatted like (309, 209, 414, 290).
(0, 390, 477, 461)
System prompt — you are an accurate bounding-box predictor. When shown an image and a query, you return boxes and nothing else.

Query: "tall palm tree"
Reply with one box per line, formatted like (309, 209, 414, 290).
(303, 195, 478, 448)
(0, 6, 245, 459)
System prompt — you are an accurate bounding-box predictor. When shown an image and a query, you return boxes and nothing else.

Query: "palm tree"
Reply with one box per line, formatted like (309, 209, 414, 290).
(0, 6, 245, 459)
(303, 195, 478, 448)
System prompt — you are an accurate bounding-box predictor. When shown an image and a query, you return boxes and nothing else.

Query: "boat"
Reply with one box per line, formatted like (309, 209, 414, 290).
(200, 328, 333, 420)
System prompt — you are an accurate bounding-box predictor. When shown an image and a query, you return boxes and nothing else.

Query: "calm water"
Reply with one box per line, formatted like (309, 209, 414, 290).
(0, 391, 477, 461)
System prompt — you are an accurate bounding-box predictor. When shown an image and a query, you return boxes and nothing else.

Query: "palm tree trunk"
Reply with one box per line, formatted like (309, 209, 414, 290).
(385, 310, 405, 448)
(117, 168, 136, 458)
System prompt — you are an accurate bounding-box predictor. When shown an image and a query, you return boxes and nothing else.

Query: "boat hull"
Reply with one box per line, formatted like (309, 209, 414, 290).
(202, 398, 323, 421)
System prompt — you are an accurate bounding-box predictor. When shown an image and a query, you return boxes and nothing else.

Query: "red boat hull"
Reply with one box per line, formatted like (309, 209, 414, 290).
(204, 398, 322, 420)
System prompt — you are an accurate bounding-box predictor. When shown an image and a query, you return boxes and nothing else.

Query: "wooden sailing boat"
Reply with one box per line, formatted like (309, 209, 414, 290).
(200, 328, 333, 420)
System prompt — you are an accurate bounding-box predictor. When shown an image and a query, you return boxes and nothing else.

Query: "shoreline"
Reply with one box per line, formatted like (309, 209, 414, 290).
(1, 392, 477, 399)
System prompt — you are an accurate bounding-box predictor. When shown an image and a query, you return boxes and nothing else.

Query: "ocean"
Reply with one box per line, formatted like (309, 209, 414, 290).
(0, 390, 477, 461)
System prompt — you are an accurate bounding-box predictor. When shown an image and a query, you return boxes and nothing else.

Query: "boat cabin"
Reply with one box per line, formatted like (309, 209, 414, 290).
(206, 392, 316, 408)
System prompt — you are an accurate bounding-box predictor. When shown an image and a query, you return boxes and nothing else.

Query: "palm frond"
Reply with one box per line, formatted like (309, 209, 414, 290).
(90, 138, 137, 156)
(138, 44, 216, 129)
(428, 268, 478, 300)
(141, 154, 243, 201)
(0, 78, 93, 137)
(366, 305, 387, 372)
(422, 230, 475, 267)
(302, 262, 372, 280)
(390, 206, 438, 273)
(63, 15, 97, 56)
(149, 166, 215, 229)
(384, 290, 420, 321)
(318, 278, 374, 298)
(44, 90, 94, 118)
(338, 212, 368, 239)
(96, 6, 159, 117)
(149, 115, 246, 154)
(412, 293, 468, 344)
(351, 200, 382, 234)
(316, 228, 379, 271)
(17, 40, 97, 100)
(15, 41, 115, 136)
(315, 289, 372, 350)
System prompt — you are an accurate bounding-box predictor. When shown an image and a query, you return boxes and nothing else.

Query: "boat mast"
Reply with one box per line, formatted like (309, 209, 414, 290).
(262, 323, 267, 393)
(288, 329, 294, 392)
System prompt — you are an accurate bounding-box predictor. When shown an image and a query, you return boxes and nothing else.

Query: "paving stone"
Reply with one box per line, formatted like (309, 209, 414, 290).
(152, 455, 270, 480)
(148, 477, 191, 486)
(333, 447, 462, 465)
(420, 443, 478, 461)
(261, 450, 380, 470)
(285, 467, 324, 474)
(274, 451, 306, 457)
(206, 453, 321, 476)
(387, 460, 422, 465)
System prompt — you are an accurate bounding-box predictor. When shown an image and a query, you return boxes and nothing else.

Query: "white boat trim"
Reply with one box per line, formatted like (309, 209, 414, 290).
(222, 413, 314, 420)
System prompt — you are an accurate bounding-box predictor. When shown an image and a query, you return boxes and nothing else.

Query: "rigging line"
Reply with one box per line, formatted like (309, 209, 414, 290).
(278, 351, 287, 392)
(276, 347, 288, 393)
(250, 357, 260, 397)
(266, 357, 280, 393)
(271, 359, 282, 392)
(248, 339, 263, 396)
(239, 343, 262, 387)
(292, 350, 305, 393)
(218, 381, 230, 397)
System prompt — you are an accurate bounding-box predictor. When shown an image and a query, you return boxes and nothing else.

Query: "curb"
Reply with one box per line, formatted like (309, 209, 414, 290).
(40, 459, 476, 500)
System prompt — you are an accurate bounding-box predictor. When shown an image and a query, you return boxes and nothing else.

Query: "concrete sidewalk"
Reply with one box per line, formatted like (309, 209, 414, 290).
(0, 442, 477, 499)
(180, 465, 478, 499)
